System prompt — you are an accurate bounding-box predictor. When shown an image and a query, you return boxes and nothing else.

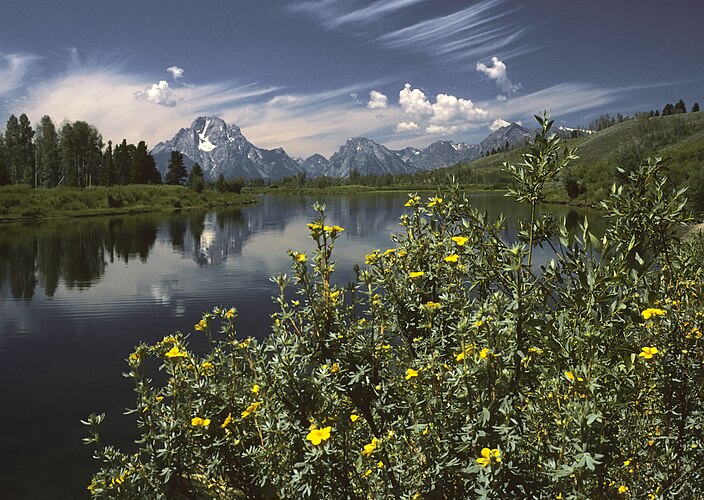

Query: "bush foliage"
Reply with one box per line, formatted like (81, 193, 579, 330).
(85, 115, 704, 498)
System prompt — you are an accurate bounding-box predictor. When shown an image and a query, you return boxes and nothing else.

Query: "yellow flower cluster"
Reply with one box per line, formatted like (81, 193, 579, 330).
(241, 401, 261, 419)
(405, 368, 419, 380)
(451, 235, 469, 246)
(362, 437, 379, 456)
(456, 344, 475, 362)
(225, 308, 236, 320)
(165, 346, 187, 359)
(293, 252, 307, 263)
(642, 308, 666, 320)
(476, 447, 501, 467)
(191, 417, 211, 427)
(404, 195, 420, 207)
(194, 318, 207, 331)
(424, 301, 442, 311)
(444, 254, 459, 263)
(428, 196, 443, 207)
(306, 425, 332, 445)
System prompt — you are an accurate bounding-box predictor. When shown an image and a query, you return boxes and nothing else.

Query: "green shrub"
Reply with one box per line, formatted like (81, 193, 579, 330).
(85, 116, 704, 499)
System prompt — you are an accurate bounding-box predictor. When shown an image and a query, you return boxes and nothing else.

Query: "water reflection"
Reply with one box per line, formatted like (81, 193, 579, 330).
(0, 195, 604, 301)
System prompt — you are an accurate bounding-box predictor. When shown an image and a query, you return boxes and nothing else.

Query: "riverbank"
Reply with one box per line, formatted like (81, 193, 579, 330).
(245, 183, 504, 196)
(0, 184, 257, 223)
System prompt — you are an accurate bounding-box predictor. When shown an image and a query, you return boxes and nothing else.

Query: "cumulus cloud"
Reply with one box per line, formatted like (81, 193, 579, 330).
(489, 118, 511, 131)
(134, 80, 178, 107)
(399, 83, 433, 117)
(367, 90, 388, 109)
(496, 94, 506, 101)
(398, 83, 488, 134)
(395, 121, 419, 132)
(476, 57, 521, 94)
(167, 66, 184, 81)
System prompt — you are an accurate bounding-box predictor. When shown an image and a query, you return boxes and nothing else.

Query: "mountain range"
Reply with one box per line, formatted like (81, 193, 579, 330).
(151, 117, 551, 181)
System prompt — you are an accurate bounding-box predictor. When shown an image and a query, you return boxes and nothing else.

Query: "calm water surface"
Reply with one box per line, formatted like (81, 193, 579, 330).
(0, 192, 602, 498)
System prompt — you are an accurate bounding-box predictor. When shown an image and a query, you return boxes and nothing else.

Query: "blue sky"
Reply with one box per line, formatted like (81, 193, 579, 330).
(0, 0, 701, 157)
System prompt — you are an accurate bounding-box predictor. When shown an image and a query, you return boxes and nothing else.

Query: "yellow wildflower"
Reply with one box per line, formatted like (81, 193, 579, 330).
(381, 344, 392, 350)
(473, 319, 484, 327)
(129, 352, 140, 362)
(306, 425, 332, 445)
(251, 384, 260, 394)
(221, 412, 233, 429)
(241, 401, 261, 419)
(383, 248, 396, 256)
(424, 301, 442, 310)
(476, 447, 501, 467)
(405, 368, 419, 380)
(377, 461, 384, 469)
(642, 308, 666, 320)
(362, 437, 379, 456)
(191, 417, 210, 427)
(165, 346, 186, 359)
(195, 319, 207, 331)
(623, 459, 632, 466)
(294, 252, 307, 263)
(350, 414, 360, 422)
(479, 348, 490, 359)
(225, 308, 236, 320)
(364, 468, 372, 477)
(564, 371, 576, 382)
(456, 351, 466, 362)
(404, 195, 420, 207)
(451, 236, 469, 246)
(409, 271, 425, 279)
(639, 346, 658, 359)
(444, 254, 459, 263)
(428, 196, 443, 207)
(201, 361, 215, 375)
(618, 485, 629, 494)
(330, 290, 341, 302)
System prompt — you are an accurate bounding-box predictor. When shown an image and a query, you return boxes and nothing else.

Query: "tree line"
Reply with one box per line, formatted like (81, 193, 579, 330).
(0, 113, 215, 190)
(588, 99, 700, 132)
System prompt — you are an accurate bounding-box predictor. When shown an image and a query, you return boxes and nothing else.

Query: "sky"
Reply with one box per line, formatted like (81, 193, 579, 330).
(0, 0, 702, 158)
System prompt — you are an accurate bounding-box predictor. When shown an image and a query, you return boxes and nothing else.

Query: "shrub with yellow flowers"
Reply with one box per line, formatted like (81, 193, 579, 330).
(84, 114, 704, 499)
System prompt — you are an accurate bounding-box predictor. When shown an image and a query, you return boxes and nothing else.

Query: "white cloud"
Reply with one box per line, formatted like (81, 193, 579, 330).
(398, 83, 488, 134)
(395, 121, 419, 132)
(289, 0, 429, 28)
(399, 83, 433, 117)
(489, 118, 511, 131)
(377, 0, 531, 62)
(496, 95, 506, 101)
(167, 66, 184, 81)
(476, 56, 520, 94)
(0, 53, 39, 96)
(134, 80, 178, 107)
(367, 90, 388, 109)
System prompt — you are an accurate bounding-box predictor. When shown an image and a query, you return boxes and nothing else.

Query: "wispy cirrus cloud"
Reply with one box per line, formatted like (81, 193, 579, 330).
(0, 53, 41, 96)
(376, 0, 531, 62)
(288, 0, 429, 29)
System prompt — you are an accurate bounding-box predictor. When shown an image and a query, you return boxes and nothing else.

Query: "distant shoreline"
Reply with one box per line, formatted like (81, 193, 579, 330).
(0, 184, 258, 224)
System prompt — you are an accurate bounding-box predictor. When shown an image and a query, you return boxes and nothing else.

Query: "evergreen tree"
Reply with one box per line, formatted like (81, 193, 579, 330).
(5, 115, 21, 183)
(662, 103, 675, 116)
(674, 99, 687, 114)
(18, 114, 36, 185)
(693, 102, 700, 113)
(113, 140, 131, 185)
(36, 115, 61, 187)
(164, 151, 187, 185)
(129, 141, 160, 184)
(187, 163, 205, 192)
(103, 141, 116, 186)
(0, 134, 8, 185)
